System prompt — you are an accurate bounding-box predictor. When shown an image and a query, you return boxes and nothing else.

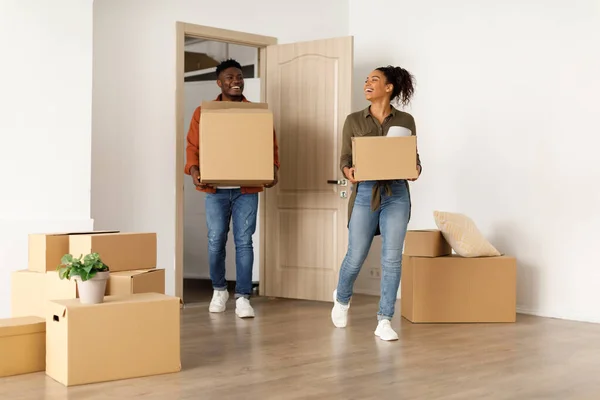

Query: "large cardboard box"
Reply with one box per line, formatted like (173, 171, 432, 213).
(401, 255, 517, 323)
(199, 101, 274, 186)
(69, 232, 157, 273)
(404, 229, 452, 257)
(11, 271, 78, 318)
(0, 316, 45, 377)
(46, 293, 181, 386)
(28, 230, 119, 273)
(106, 269, 165, 296)
(352, 136, 418, 181)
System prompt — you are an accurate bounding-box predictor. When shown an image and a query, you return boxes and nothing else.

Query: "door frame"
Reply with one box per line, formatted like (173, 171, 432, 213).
(174, 22, 277, 300)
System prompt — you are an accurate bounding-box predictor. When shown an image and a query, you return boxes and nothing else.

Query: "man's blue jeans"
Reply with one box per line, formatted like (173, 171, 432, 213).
(205, 189, 258, 299)
(336, 180, 410, 320)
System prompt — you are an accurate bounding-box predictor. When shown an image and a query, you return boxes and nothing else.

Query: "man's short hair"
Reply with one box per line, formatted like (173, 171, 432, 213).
(216, 59, 243, 77)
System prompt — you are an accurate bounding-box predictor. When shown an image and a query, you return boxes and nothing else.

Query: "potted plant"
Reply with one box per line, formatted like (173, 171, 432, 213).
(57, 253, 110, 305)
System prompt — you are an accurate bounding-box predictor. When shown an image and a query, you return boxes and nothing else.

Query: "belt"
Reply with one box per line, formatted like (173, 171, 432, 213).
(370, 181, 392, 212)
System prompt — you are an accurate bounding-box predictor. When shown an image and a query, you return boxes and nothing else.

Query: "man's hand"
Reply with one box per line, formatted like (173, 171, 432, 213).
(408, 165, 422, 182)
(343, 167, 358, 184)
(190, 166, 212, 189)
(265, 166, 279, 188)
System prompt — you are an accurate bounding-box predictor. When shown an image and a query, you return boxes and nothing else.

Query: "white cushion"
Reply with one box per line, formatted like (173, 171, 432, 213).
(433, 211, 501, 257)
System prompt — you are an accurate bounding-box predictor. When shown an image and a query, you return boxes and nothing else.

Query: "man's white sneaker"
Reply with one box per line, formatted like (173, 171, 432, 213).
(331, 289, 350, 328)
(374, 319, 399, 341)
(209, 290, 229, 313)
(235, 297, 255, 318)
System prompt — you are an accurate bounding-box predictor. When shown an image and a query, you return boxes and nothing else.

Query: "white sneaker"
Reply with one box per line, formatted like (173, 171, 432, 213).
(374, 320, 399, 341)
(331, 289, 350, 328)
(235, 297, 255, 318)
(209, 290, 229, 313)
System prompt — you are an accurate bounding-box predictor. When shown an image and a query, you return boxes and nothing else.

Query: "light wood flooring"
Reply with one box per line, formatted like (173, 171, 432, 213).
(2, 294, 600, 399)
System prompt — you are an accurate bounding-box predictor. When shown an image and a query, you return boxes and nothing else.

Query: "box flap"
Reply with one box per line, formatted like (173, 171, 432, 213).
(49, 293, 178, 310)
(29, 230, 119, 237)
(111, 269, 156, 278)
(201, 100, 269, 110)
(0, 316, 45, 338)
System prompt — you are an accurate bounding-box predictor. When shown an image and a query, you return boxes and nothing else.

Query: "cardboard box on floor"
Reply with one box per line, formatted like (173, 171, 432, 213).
(199, 101, 274, 186)
(0, 316, 45, 377)
(401, 255, 517, 323)
(46, 293, 181, 386)
(106, 269, 165, 296)
(69, 232, 157, 273)
(404, 229, 452, 257)
(352, 136, 418, 181)
(11, 271, 78, 318)
(28, 230, 119, 273)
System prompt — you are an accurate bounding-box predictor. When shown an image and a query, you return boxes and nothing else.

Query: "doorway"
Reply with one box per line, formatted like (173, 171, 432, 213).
(182, 37, 262, 305)
(175, 24, 277, 305)
(175, 22, 354, 305)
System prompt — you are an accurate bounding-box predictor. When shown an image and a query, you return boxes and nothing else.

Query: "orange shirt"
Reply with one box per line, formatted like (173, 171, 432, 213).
(184, 94, 280, 194)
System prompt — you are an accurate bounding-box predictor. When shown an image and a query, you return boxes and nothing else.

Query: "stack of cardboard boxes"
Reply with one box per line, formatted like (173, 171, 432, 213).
(401, 230, 517, 323)
(1, 231, 181, 386)
(1, 100, 273, 384)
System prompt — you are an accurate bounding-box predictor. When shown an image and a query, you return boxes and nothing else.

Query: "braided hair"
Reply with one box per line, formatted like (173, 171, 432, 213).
(375, 65, 415, 107)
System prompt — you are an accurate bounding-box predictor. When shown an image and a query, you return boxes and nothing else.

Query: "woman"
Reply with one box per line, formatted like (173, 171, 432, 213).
(331, 65, 422, 341)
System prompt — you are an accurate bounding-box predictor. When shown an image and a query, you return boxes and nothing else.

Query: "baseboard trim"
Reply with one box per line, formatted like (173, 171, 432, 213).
(516, 306, 600, 324)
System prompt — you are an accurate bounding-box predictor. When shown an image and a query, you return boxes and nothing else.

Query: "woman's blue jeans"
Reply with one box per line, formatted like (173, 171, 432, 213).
(335, 180, 410, 320)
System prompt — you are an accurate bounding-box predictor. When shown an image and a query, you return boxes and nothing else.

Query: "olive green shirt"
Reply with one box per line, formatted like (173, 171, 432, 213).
(340, 106, 422, 235)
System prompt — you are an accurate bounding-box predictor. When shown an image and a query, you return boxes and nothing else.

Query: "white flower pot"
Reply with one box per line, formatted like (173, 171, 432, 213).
(74, 271, 109, 305)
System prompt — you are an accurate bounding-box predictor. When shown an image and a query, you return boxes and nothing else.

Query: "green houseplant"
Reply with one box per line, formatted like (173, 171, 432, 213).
(57, 253, 110, 304)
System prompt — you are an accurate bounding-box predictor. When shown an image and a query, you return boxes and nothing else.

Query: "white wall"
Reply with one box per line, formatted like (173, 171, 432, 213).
(0, 0, 94, 318)
(350, 0, 600, 322)
(92, 0, 349, 297)
(183, 79, 261, 282)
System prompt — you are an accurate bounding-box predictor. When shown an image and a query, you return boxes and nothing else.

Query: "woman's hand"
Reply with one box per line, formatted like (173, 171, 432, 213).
(408, 165, 422, 182)
(343, 167, 358, 184)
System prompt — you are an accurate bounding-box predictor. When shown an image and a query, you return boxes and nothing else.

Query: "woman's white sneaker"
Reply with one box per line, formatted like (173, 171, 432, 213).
(235, 297, 255, 318)
(331, 289, 350, 328)
(209, 290, 229, 313)
(374, 320, 399, 341)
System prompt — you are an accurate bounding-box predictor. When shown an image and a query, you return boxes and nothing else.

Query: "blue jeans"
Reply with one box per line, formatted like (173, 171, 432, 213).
(205, 189, 258, 299)
(336, 180, 410, 320)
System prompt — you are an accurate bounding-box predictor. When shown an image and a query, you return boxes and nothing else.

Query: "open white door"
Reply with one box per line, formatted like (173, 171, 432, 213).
(264, 36, 354, 302)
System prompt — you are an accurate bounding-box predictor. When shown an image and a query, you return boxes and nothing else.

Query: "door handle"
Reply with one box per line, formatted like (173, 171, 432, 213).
(327, 179, 348, 186)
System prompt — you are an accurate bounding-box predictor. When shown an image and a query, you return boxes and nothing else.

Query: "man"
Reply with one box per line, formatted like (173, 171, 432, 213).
(184, 59, 280, 318)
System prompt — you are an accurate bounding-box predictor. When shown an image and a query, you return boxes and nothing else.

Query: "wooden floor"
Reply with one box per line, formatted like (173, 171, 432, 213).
(3, 295, 600, 399)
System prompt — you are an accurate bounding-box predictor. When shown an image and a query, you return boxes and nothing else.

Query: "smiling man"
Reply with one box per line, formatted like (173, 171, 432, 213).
(184, 58, 280, 318)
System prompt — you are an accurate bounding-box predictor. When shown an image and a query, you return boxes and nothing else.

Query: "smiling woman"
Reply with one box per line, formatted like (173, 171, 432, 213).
(332, 64, 423, 341)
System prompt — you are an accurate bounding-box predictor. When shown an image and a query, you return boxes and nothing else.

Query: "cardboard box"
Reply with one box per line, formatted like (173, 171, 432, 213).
(11, 271, 78, 318)
(184, 51, 218, 72)
(46, 293, 181, 386)
(106, 269, 165, 296)
(401, 255, 517, 323)
(404, 229, 452, 257)
(28, 230, 119, 273)
(352, 136, 418, 181)
(0, 316, 45, 377)
(199, 101, 274, 186)
(69, 232, 157, 273)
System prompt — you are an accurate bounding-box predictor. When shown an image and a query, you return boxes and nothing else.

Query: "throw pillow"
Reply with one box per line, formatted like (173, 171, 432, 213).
(433, 211, 502, 257)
